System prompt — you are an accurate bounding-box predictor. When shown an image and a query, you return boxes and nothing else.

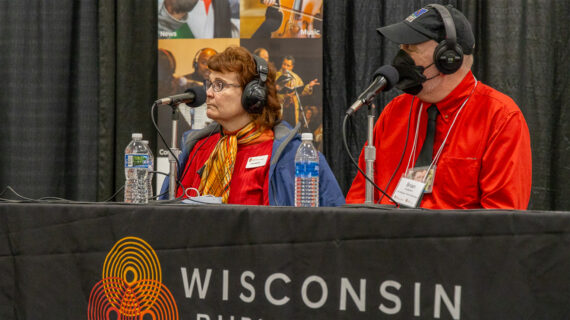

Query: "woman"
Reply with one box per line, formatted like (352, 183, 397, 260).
(161, 46, 344, 206)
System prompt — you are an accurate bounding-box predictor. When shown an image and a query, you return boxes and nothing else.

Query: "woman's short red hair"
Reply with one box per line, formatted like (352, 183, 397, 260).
(207, 46, 282, 130)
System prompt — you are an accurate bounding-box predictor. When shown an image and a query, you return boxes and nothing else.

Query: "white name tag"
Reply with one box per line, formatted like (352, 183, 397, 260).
(245, 155, 269, 169)
(182, 196, 222, 205)
(392, 177, 426, 208)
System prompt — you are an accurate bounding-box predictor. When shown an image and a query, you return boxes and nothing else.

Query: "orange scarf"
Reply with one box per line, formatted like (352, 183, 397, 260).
(198, 122, 273, 203)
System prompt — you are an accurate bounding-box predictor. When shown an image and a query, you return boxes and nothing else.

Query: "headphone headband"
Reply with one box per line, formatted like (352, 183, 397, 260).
(428, 4, 457, 48)
(253, 55, 268, 82)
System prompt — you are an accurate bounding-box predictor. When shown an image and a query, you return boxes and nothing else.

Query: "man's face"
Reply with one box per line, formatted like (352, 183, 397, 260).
(400, 40, 442, 97)
(197, 49, 217, 80)
(258, 49, 269, 62)
(281, 59, 294, 72)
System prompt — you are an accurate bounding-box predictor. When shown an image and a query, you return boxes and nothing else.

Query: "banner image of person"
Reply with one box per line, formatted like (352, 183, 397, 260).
(158, 0, 240, 39)
(156, 1, 323, 196)
(239, 0, 323, 38)
(242, 38, 323, 150)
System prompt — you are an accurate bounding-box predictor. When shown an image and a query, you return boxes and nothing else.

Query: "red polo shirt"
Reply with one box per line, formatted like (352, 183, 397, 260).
(346, 71, 532, 209)
(176, 133, 273, 205)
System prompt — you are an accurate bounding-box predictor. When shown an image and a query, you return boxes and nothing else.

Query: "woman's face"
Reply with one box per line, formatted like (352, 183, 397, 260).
(205, 70, 252, 131)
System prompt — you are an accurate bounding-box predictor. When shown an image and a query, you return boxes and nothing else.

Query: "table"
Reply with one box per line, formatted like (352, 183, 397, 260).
(1, 202, 569, 319)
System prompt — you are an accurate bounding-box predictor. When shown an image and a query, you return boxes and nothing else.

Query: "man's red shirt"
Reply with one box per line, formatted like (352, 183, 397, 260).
(346, 71, 532, 209)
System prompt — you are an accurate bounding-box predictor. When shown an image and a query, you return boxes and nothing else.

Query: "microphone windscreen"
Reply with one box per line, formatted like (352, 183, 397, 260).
(373, 65, 399, 90)
(185, 86, 206, 107)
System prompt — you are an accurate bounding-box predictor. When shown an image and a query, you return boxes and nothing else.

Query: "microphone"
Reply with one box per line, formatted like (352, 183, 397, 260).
(346, 65, 399, 115)
(155, 86, 206, 106)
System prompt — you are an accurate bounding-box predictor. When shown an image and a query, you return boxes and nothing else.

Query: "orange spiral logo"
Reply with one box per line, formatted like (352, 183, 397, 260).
(88, 237, 179, 319)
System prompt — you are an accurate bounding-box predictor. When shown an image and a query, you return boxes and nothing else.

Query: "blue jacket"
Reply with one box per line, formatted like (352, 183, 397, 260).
(160, 121, 345, 206)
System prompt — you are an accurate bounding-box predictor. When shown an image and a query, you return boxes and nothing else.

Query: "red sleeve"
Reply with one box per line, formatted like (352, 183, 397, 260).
(479, 111, 532, 209)
(345, 141, 368, 203)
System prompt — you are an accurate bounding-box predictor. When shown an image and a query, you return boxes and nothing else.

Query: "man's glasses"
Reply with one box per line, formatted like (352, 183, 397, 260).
(204, 79, 241, 92)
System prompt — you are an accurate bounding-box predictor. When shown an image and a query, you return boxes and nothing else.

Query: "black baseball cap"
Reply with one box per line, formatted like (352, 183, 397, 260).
(377, 4, 475, 54)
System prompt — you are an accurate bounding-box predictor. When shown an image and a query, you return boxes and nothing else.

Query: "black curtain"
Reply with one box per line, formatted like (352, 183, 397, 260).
(0, 1, 568, 210)
(0, 1, 156, 202)
(0, 1, 100, 200)
(97, 0, 157, 200)
(323, 0, 570, 210)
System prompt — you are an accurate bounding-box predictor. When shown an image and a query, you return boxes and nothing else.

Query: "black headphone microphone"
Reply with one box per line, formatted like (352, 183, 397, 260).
(428, 4, 464, 74)
(241, 55, 268, 114)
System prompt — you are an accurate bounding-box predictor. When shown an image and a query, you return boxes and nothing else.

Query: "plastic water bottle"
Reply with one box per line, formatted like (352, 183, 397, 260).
(294, 133, 319, 207)
(124, 133, 151, 204)
(141, 140, 154, 201)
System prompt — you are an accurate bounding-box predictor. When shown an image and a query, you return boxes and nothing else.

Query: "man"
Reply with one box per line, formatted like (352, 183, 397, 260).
(253, 47, 270, 63)
(158, 0, 200, 38)
(160, 46, 344, 206)
(158, 0, 236, 39)
(185, 48, 218, 87)
(276, 56, 320, 127)
(180, 48, 218, 129)
(346, 4, 532, 209)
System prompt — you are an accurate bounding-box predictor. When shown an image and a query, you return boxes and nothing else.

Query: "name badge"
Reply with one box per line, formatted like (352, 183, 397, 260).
(245, 155, 269, 169)
(392, 177, 426, 208)
(182, 196, 222, 205)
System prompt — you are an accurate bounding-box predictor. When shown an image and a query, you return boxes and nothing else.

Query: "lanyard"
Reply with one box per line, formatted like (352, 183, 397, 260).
(405, 79, 479, 182)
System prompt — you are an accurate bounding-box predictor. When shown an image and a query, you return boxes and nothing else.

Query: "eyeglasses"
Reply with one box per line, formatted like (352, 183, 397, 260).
(204, 79, 241, 92)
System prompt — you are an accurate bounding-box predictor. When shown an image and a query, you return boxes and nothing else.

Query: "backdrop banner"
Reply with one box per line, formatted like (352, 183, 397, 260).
(1, 203, 570, 319)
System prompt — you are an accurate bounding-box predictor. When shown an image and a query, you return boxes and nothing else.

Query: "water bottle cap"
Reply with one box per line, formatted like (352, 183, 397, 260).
(301, 133, 313, 141)
(132, 133, 143, 140)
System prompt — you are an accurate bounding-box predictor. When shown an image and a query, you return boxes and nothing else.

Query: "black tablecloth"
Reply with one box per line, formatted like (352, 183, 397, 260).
(1, 202, 569, 319)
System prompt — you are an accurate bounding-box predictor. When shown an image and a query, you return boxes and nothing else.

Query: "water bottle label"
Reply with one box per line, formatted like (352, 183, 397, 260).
(125, 154, 151, 169)
(295, 161, 320, 178)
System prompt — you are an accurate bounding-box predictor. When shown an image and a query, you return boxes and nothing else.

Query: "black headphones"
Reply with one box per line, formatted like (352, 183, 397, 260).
(193, 48, 219, 70)
(241, 54, 268, 114)
(428, 4, 464, 74)
(192, 48, 203, 70)
(158, 48, 176, 75)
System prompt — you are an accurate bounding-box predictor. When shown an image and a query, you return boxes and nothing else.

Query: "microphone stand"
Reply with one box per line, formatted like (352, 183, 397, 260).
(168, 104, 181, 200)
(364, 104, 376, 204)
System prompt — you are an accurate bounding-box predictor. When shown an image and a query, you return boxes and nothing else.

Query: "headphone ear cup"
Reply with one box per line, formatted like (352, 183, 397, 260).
(434, 40, 464, 74)
(193, 49, 203, 70)
(242, 81, 267, 114)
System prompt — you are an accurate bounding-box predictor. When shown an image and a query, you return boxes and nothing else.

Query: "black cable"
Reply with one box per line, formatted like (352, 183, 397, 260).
(150, 101, 217, 202)
(342, 114, 399, 206)
(150, 101, 182, 189)
(0, 186, 89, 204)
(176, 125, 218, 193)
(378, 97, 414, 203)
(0, 186, 35, 202)
(103, 185, 125, 202)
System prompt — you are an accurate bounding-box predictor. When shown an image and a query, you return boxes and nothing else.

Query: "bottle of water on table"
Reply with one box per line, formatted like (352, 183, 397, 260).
(141, 140, 154, 201)
(124, 133, 151, 204)
(294, 133, 319, 207)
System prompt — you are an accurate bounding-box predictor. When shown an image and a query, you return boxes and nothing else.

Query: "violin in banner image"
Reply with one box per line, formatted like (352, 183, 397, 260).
(252, 0, 323, 38)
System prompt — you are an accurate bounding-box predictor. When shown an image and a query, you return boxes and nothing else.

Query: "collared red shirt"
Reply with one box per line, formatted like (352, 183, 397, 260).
(346, 71, 532, 209)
